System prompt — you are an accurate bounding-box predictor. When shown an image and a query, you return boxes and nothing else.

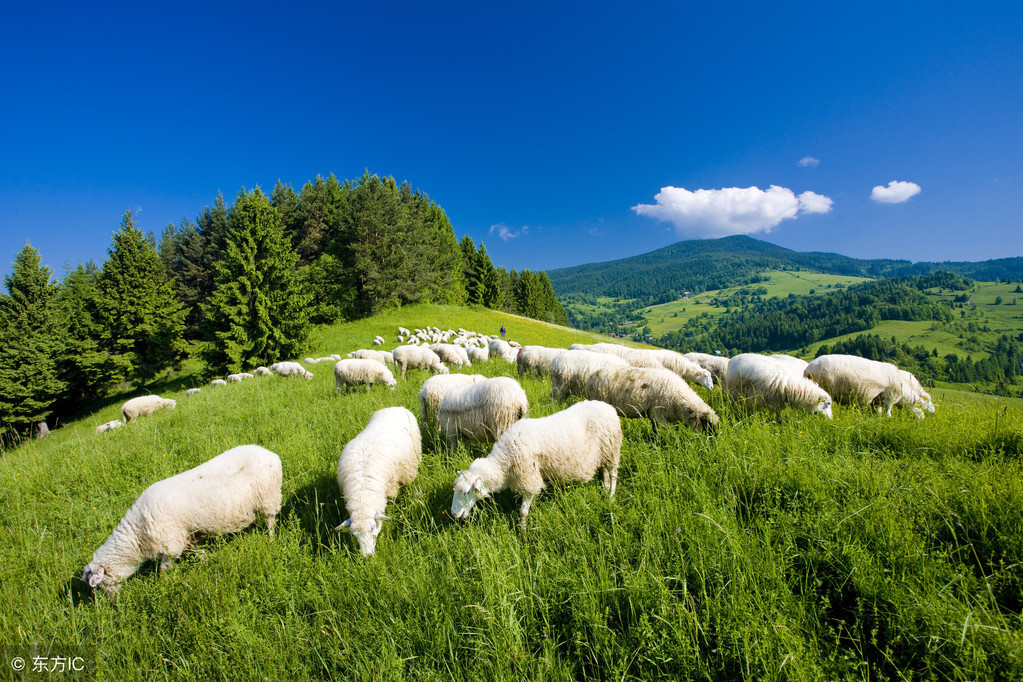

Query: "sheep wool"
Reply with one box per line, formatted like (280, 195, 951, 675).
(466, 345, 489, 363)
(516, 346, 564, 378)
(185, 388, 202, 397)
(550, 350, 630, 401)
(270, 361, 314, 379)
(429, 343, 472, 367)
(439, 376, 529, 449)
(584, 366, 719, 432)
(804, 354, 934, 417)
(725, 353, 833, 418)
(347, 349, 395, 366)
(392, 345, 448, 379)
(488, 338, 518, 363)
(334, 359, 397, 392)
(81, 444, 282, 597)
(684, 352, 730, 385)
(451, 400, 623, 528)
(121, 395, 176, 423)
(336, 407, 422, 556)
(418, 373, 488, 425)
(96, 420, 123, 434)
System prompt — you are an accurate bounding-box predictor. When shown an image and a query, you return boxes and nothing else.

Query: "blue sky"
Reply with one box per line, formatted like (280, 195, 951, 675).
(2, 1, 1022, 284)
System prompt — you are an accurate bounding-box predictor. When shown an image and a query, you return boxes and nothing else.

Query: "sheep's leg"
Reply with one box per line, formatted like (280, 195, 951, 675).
(604, 468, 618, 497)
(158, 554, 176, 572)
(518, 495, 535, 529)
(266, 513, 277, 539)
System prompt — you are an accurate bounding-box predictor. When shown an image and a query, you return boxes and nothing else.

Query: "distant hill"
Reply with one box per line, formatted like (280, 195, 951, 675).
(546, 235, 1023, 299)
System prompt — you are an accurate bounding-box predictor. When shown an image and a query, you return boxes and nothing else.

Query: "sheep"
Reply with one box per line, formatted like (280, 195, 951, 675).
(466, 345, 489, 364)
(372, 335, 385, 346)
(550, 350, 630, 401)
(81, 444, 282, 597)
(684, 352, 730, 385)
(121, 395, 176, 423)
(347, 349, 395, 366)
(725, 353, 833, 418)
(185, 388, 202, 397)
(649, 349, 715, 390)
(270, 361, 314, 379)
(430, 343, 472, 368)
(226, 373, 250, 383)
(488, 338, 518, 363)
(304, 357, 320, 364)
(210, 379, 228, 387)
(418, 373, 488, 426)
(803, 354, 935, 418)
(584, 366, 719, 433)
(329, 354, 342, 361)
(450, 400, 623, 528)
(392, 345, 449, 379)
(253, 366, 272, 376)
(334, 359, 397, 392)
(769, 354, 810, 377)
(438, 376, 529, 449)
(514, 345, 563, 378)
(96, 420, 123, 434)
(334, 407, 422, 556)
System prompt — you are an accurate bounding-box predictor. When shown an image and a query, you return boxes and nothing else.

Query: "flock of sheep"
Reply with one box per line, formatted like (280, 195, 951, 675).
(82, 325, 936, 597)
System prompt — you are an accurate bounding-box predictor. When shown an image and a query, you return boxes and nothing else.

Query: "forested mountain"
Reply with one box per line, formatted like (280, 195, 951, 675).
(547, 235, 1023, 300)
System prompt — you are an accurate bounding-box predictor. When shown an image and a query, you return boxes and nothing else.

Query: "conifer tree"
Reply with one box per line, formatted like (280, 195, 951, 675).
(56, 261, 107, 412)
(201, 188, 310, 373)
(0, 244, 67, 437)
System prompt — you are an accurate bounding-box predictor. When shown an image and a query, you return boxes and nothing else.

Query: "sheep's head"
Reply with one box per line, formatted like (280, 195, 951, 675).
(337, 513, 389, 556)
(433, 363, 450, 375)
(450, 471, 488, 520)
(695, 370, 714, 391)
(386, 377, 398, 390)
(81, 562, 122, 599)
(816, 398, 833, 419)
(165, 399, 177, 409)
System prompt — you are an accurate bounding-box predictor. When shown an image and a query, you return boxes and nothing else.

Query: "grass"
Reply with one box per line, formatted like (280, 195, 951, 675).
(3, 304, 1023, 679)
(802, 320, 976, 360)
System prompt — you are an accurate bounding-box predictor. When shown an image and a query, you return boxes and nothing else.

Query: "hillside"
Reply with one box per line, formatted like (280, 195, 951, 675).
(547, 235, 1023, 300)
(3, 304, 1023, 679)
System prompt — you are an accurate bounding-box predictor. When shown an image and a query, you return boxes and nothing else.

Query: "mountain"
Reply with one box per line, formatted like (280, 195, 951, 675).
(546, 235, 1023, 299)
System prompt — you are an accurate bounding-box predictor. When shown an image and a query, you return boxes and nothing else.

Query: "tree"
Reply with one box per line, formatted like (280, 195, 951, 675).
(96, 211, 186, 383)
(56, 261, 107, 414)
(0, 244, 67, 438)
(201, 188, 310, 373)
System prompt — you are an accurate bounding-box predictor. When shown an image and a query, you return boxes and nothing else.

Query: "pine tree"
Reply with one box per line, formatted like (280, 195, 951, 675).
(201, 188, 310, 373)
(476, 244, 502, 308)
(97, 211, 186, 383)
(56, 261, 107, 413)
(0, 244, 67, 438)
(461, 237, 482, 305)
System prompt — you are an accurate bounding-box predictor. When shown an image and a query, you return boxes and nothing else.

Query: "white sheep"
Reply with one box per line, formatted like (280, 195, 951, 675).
(185, 388, 202, 397)
(81, 444, 282, 597)
(550, 350, 630, 401)
(769, 354, 810, 377)
(96, 420, 123, 434)
(347, 349, 395, 366)
(488, 338, 518, 363)
(516, 346, 564, 378)
(466, 345, 489, 364)
(253, 366, 272, 376)
(450, 400, 623, 528)
(334, 359, 397, 392)
(429, 343, 472, 367)
(804, 354, 935, 418)
(684, 352, 730, 385)
(649, 349, 715, 390)
(226, 373, 249, 383)
(392, 345, 449, 379)
(584, 366, 719, 433)
(335, 407, 422, 556)
(210, 379, 228, 387)
(372, 335, 385, 346)
(304, 357, 320, 364)
(439, 376, 530, 449)
(270, 361, 314, 379)
(418, 373, 488, 425)
(121, 395, 176, 423)
(398, 326, 411, 337)
(725, 353, 833, 418)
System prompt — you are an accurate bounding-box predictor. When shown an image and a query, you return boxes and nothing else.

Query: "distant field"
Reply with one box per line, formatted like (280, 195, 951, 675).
(801, 320, 981, 361)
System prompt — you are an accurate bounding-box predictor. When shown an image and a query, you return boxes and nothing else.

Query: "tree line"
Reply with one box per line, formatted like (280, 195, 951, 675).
(0, 172, 566, 442)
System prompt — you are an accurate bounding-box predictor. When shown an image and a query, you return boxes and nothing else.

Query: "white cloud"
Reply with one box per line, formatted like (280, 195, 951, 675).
(631, 185, 833, 238)
(797, 156, 820, 168)
(870, 180, 921, 204)
(489, 223, 529, 241)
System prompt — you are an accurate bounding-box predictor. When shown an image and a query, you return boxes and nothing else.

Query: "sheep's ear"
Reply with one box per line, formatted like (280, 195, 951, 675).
(472, 479, 487, 495)
(336, 519, 351, 532)
(374, 513, 391, 521)
(86, 567, 105, 588)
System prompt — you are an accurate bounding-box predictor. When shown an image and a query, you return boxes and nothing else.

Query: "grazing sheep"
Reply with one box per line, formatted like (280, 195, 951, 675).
(466, 345, 489, 364)
(334, 359, 397, 392)
(253, 366, 272, 376)
(304, 357, 320, 364)
(226, 373, 251, 383)
(96, 420, 123, 434)
(81, 445, 282, 597)
(769, 354, 810, 377)
(684, 352, 730, 385)
(584, 366, 719, 433)
(649, 349, 715, 390)
(725, 353, 833, 418)
(336, 407, 422, 556)
(398, 326, 411, 337)
(372, 335, 385, 346)
(488, 338, 518, 363)
(438, 377, 529, 449)
(347, 349, 395, 366)
(121, 395, 176, 423)
(516, 346, 564, 378)
(430, 343, 472, 368)
(418, 373, 488, 425)
(210, 379, 228, 387)
(550, 350, 630, 401)
(804, 354, 935, 418)
(392, 345, 449, 379)
(450, 400, 623, 528)
(270, 361, 314, 379)
(185, 388, 202, 397)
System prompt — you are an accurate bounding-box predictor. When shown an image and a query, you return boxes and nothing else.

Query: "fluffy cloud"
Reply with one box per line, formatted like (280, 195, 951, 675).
(870, 180, 921, 204)
(489, 223, 529, 241)
(632, 185, 833, 238)
(797, 156, 820, 168)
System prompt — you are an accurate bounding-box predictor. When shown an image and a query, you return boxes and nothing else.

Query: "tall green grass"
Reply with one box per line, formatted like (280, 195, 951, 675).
(2, 305, 1022, 680)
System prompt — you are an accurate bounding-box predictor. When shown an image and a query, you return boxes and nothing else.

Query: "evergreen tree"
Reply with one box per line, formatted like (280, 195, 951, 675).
(461, 236, 482, 304)
(167, 217, 207, 337)
(0, 244, 67, 437)
(201, 188, 310, 373)
(96, 211, 186, 383)
(476, 244, 502, 308)
(56, 261, 107, 413)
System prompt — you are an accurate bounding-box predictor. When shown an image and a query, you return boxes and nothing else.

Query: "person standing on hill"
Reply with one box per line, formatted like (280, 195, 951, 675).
(500, 326, 506, 338)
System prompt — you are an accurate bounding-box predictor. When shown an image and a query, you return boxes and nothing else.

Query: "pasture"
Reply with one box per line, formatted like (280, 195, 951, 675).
(2, 305, 1022, 680)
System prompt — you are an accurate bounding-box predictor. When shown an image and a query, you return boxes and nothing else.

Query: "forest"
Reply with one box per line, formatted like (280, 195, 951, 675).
(0, 172, 566, 442)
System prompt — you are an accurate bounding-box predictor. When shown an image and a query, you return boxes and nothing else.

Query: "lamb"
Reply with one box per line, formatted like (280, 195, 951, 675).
(584, 366, 719, 433)
(336, 407, 422, 556)
(725, 353, 833, 418)
(516, 346, 564, 378)
(210, 379, 228, 387)
(803, 354, 935, 417)
(550, 350, 630, 401)
(270, 361, 314, 379)
(121, 395, 176, 423)
(466, 345, 489, 364)
(418, 373, 488, 425)
(450, 400, 623, 528)
(185, 388, 202, 397)
(81, 444, 282, 597)
(438, 376, 530, 449)
(392, 345, 449, 379)
(253, 366, 272, 376)
(488, 338, 518, 363)
(96, 420, 123, 434)
(347, 349, 395, 366)
(430, 343, 472, 367)
(684, 352, 730, 385)
(334, 359, 397, 392)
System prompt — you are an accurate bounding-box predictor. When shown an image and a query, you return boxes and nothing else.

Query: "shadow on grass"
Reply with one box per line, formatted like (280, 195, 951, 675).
(283, 474, 347, 554)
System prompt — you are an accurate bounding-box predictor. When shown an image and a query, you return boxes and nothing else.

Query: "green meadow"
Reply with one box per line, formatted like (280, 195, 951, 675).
(2, 304, 1023, 680)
